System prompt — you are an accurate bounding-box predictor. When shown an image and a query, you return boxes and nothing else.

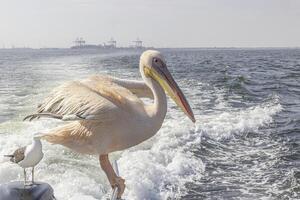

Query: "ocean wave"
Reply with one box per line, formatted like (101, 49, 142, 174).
(198, 96, 282, 140)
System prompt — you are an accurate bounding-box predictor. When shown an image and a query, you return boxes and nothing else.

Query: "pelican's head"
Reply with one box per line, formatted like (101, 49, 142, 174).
(140, 50, 196, 123)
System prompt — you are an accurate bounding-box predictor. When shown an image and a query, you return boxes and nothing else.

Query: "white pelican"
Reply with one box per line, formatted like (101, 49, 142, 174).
(24, 50, 195, 198)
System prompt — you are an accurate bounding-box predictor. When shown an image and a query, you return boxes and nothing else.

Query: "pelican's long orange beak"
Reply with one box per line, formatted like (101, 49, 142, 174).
(144, 62, 196, 123)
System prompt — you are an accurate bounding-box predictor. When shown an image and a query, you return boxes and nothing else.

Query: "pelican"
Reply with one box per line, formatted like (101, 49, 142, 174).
(24, 50, 195, 198)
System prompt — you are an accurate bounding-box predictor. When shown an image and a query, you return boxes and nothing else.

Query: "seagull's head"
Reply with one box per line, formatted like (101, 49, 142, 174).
(32, 132, 44, 140)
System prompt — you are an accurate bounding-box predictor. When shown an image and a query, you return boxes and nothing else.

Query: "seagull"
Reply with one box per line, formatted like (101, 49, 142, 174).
(5, 134, 44, 185)
(24, 50, 195, 198)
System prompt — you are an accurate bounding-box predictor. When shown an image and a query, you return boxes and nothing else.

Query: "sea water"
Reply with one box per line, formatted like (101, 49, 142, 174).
(0, 48, 299, 199)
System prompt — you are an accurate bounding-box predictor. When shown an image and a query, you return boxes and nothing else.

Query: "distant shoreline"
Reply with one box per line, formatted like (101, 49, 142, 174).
(0, 47, 299, 51)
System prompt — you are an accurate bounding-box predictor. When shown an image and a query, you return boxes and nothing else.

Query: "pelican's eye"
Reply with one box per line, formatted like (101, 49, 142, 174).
(153, 57, 166, 68)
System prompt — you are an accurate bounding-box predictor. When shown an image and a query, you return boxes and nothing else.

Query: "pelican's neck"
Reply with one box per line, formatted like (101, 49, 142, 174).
(145, 79, 167, 122)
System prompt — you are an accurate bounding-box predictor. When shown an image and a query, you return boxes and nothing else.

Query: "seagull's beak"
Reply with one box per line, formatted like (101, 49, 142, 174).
(144, 62, 196, 123)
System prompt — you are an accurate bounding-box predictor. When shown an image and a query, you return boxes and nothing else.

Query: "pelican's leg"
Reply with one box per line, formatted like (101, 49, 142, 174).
(99, 154, 125, 199)
(31, 167, 34, 184)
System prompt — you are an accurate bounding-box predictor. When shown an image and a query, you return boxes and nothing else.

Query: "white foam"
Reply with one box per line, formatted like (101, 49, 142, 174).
(198, 98, 282, 140)
(0, 163, 20, 184)
(118, 132, 204, 199)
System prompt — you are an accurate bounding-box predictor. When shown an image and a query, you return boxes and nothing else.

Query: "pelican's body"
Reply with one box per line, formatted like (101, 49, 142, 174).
(25, 50, 195, 198)
(38, 74, 166, 155)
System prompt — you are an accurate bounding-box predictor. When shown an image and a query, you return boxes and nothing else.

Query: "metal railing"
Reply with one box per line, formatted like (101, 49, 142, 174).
(111, 160, 119, 200)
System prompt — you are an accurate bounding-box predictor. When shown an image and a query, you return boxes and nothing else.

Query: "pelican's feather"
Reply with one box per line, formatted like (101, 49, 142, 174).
(41, 120, 112, 154)
(30, 75, 146, 122)
(84, 75, 153, 99)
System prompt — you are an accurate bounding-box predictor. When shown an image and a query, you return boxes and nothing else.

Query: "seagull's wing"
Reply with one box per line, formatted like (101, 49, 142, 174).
(24, 77, 142, 122)
(11, 146, 26, 163)
(86, 75, 153, 99)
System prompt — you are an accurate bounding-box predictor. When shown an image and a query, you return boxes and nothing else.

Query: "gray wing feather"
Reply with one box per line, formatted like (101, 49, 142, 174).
(11, 146, 26, 163)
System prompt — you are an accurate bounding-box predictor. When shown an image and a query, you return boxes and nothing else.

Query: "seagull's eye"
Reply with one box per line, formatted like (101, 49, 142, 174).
(154, 58, 158, 63)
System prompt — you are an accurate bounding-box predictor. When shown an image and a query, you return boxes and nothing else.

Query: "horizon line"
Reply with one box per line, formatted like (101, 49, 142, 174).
(0, 46, 299, 50)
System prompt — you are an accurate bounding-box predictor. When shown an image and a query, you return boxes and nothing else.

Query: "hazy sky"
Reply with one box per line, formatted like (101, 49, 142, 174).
(0, 0, 299, 48)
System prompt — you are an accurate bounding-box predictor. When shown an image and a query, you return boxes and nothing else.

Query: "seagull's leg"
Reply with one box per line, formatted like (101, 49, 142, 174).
(99, 154, 125, 199)
(23, 168, 27, 185)
(31, 167, 34, 184)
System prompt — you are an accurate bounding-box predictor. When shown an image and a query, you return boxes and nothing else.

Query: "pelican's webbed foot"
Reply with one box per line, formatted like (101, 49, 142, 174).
(112, 176, 125, 199)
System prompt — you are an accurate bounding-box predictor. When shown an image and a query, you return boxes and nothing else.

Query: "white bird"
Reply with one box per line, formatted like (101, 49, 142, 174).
(24, 50, 195, 198)
(5, 134, 44, 185)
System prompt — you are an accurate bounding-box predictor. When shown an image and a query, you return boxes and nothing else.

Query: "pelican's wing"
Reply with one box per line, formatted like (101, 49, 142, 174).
(86, 75, 153, 99)
(25, 79, 140, 122)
